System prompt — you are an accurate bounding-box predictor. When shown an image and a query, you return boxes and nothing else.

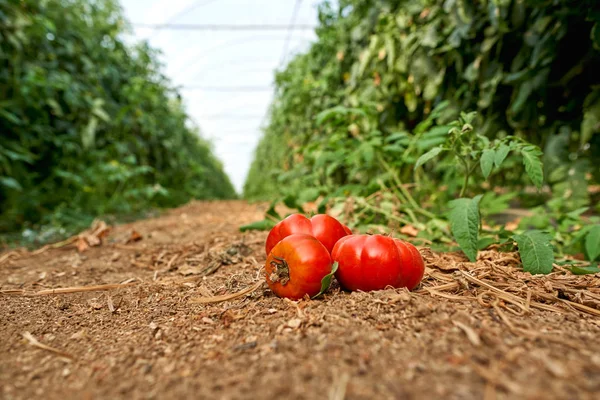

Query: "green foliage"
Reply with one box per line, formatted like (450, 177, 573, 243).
(448, 195, 482, 262)
(513, 231, 555, 275)
(244, 0, 600, 274)
(414, 111, 546, 197)
(520, 145, 544, 190)
(313, 261, 339, 299)
(239, 218, 277, 233)
(568, 264, 600, 275)
(0, 0, 235, 237)
(586, 225, 600, 261)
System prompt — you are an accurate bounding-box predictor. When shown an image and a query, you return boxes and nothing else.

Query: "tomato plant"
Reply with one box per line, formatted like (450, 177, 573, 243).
(332, 234, 425, 292)
(265, 234, 334, 300)
(265, 213, 351, 255)
(244, 0, 600, 276)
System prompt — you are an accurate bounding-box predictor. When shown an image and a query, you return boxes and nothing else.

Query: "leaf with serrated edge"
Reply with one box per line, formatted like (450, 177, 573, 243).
(448, 195, 483, 262)
(521, 145, 544, 189)
(494, 144, 510, 168)
(585, 225, 600, 261)
(312, 262, 338, 299)
(480, 149, 494, 179)
(514, 230, 554, 274)
(414, 147, 445, 170)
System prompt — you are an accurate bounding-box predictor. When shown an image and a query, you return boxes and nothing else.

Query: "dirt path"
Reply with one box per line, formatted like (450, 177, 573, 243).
(1, 200, 600, 399)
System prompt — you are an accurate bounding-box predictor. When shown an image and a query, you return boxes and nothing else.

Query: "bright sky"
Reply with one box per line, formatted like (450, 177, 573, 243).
(119, 0, 322, 193)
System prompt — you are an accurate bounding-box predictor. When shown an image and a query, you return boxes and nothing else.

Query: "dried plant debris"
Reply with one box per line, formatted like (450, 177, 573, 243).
(1, 200, 600, 400)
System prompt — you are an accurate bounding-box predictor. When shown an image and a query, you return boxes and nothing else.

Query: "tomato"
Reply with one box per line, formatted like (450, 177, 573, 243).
(265, 213, 351, 255)
(332, 234, 424, 292)
(265, 234, 333, 300)
(342, 224, 352, 236)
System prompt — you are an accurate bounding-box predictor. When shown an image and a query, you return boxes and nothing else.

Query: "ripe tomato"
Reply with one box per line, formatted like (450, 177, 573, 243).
(265, 234, 333, 300)
(265, 213, 351, 255)
(332, 234, 424, 292)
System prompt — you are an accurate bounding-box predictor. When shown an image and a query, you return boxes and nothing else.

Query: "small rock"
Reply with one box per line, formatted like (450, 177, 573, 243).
(70, 329, 86, 340)
(287, 318, 302, 329)
(414, 304, 433, 317)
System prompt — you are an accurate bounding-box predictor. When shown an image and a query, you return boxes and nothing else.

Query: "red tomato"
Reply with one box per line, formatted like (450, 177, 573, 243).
(265, 213, 351, 255)
(342, 224, 352, 235)
(332, 234, 424, 291)
(265, 234, 333, 300)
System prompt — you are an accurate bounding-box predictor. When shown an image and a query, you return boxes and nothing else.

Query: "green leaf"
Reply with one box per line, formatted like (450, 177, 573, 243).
(314, 106, 366, 125)
(239, 218, 277, 232)
(361, 143, 375, 164)
(358, 36, 379, 77)
(0, 109, 22, 125)
(384, 34, 395, 71)
(47, 99, 64, 117)
(283, 195, 305, 213)
(385, 131, 409, 143)
(480, 149, 495, 179)
(265, 200, 282, 220)
(297, 187, 321, 204)
(448, 195, 483, 262)
(477, 236, 496, 250)
(513, 230, 554, 274)
(520, 145, 544, 189)
(414, 147, 446, 169)
(568, 263, 600, 275)
(581, 99, 600, 146)
(566, 207, 588, 220)
(585, 225, 600, 261)
(82, 116, 98, 149)
(312, 261, 338, 299)
(510, 81, 533, 114)
(591, 22, 600, 50)
(494, 144, 510, 168)
(0, 176, 22, 191)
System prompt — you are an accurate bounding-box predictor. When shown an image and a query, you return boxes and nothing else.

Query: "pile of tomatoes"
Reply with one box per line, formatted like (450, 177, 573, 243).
(264, 214, 425, 300)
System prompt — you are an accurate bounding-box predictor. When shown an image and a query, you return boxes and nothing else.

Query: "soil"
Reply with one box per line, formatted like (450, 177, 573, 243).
(1, 200, 600, 400)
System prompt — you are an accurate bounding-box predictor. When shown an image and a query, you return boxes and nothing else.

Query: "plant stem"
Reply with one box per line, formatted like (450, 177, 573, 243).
(378, 156, 436, 219)
(376, 179, 419, 225)
(458, 156, 470, 197)
(355, 197, 413, 226)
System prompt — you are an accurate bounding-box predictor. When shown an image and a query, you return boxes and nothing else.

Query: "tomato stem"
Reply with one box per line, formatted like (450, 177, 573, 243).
(269, 256, 290, 285)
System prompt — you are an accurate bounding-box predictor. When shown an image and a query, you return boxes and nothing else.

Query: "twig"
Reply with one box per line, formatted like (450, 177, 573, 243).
(189, 281, 264, 304)
(535, 292, 600, 317)
(328, 372, 351, 400)
(472, 364, 522, 394)
(452, 320, 481, 346)
(31, 282, 137, 296)
(426, 289, 473, 301)
(112, 244, 142, 251)
(0, 250, 24, 266)
(459, 271, 563, 314)
(107, 294, 115, 312)
(0, 289, 25, 295)
(421, 282, 459, 292)
(166, 254, 179, 270)
(22, 332, 74, 360)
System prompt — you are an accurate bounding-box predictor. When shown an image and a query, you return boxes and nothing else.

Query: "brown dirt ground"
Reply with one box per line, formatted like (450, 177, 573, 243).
(1, 200, 600, 400)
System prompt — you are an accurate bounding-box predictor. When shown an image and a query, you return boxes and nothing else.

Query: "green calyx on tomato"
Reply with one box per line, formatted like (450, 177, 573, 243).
(265, 213, 351, 256)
